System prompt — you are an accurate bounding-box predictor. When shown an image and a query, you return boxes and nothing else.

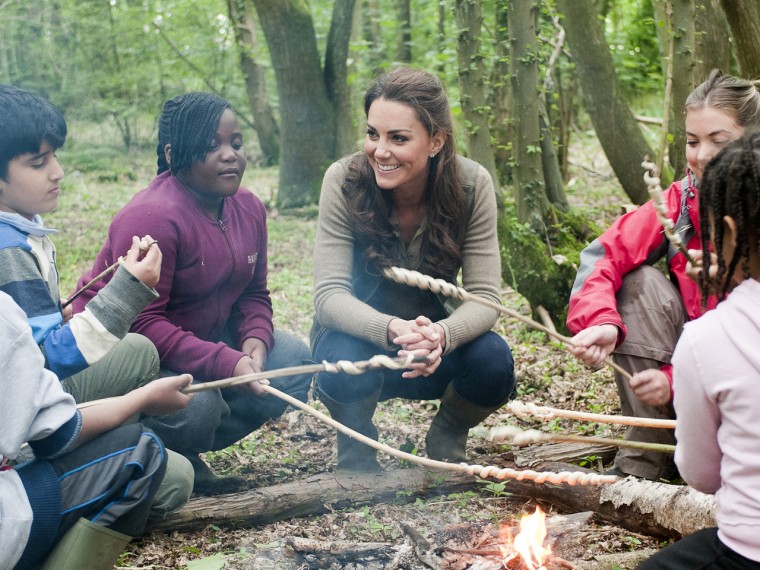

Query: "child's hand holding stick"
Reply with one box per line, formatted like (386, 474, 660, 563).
(62, 236, 159, 308)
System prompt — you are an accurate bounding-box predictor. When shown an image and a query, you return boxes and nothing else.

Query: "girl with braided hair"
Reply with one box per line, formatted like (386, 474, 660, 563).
(73, 93, 311, 494)
(567, 70, 760, 481)
(638, 131, 760, 569)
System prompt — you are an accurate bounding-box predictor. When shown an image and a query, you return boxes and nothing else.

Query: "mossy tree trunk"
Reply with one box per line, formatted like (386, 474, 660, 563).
(454, 0, 498, 192)
(491, 0, 513, 186)
(509, 0, 548, 228)
(325, 0, 358, 159)
(668, 0, 695, 177)
(397, 0, 412, 63)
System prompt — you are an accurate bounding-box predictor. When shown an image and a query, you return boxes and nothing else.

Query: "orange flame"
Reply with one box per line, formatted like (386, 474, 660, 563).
(499, 507, 551, 569)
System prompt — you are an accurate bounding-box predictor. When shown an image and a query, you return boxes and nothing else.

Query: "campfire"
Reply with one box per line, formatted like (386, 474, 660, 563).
(241, 505, 587, 569)
(499, 507, 552, 569)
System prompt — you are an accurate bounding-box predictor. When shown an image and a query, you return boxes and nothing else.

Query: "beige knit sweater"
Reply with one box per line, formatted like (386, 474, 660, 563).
(312, 155, 502, 354)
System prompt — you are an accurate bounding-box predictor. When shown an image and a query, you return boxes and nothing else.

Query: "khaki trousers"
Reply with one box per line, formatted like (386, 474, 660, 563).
(612, 265, 685, 480)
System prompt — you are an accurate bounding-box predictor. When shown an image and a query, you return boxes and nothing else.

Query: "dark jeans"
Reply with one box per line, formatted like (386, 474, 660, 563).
(638, 528, 760, 569)
(16, 424, 166, 569)
(313, 329, 515, 407)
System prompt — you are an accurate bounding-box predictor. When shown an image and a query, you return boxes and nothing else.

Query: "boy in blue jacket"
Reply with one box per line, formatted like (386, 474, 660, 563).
(0, 84, 193, 515)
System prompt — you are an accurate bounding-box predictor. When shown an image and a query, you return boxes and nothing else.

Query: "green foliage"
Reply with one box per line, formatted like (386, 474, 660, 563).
(477, 480, 511, 499)
(498, 203, 601, 331)
(604, 0, 663, 96)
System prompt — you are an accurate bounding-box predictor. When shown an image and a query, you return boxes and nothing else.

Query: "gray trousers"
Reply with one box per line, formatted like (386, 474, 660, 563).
(612, 265, 684, 480)
(143, 329, 312, 455)
(58, 333, 192, 518)
(15, 424, 165, 569)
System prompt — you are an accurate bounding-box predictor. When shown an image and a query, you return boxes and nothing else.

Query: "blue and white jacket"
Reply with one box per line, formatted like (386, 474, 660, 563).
(0, 212, 157, 380)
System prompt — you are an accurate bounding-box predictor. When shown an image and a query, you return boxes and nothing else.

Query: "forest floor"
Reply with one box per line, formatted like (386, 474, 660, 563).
(51, 126, 671, 569)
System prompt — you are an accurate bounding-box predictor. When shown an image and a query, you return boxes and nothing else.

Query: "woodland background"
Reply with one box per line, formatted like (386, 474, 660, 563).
(3, 0, 760, 326)
(2, 1, 759, 568)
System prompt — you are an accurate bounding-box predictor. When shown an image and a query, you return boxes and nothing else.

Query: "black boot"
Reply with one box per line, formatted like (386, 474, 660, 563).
(426, 384, 506, 463)
(319, 388, 382, 472)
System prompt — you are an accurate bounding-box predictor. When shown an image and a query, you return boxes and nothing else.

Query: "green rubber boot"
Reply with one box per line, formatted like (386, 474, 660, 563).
(41, 517, 131, 570)
(319, 388, 382, 472)
(426, 384, 506, 463)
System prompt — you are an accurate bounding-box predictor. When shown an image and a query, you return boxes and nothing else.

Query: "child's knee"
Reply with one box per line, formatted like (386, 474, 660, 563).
(122, 333, 160, 380)
(148, 450, 194, 520)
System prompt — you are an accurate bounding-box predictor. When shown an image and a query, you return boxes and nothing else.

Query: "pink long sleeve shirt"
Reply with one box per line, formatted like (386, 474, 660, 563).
(672, 277, 760, 562)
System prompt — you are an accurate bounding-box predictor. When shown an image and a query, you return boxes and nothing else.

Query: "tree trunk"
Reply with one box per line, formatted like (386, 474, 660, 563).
(325, 0, 358, 158)
(539, 102, 569, 212)
(227, 0, 280, 166)
(719, 0, 760, 78)
(145, 465, 715, 540)
(558, 0, 652, 205)
(361, 0, 383, 74)
(454, 0, 498, 191)
(668, 0, 695, 177)
(509, 0, 548, 227)
(397, 0, 412, 63)
(252, 0, 336, 208)
(491, 0, 512, 186)
(694, 0, 732, 81)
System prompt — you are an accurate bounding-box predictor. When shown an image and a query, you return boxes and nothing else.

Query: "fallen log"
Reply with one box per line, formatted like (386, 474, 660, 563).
(145, 463, 715, 539)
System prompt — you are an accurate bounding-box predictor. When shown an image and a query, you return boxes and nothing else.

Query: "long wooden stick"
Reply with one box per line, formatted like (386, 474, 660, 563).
(76, 354, 424, 408)
(62, 258, 122, 309)
(262, 384, 619, 486)
(383, 267, 634, 382)
(62, 240, 159, 309)
(507, 400, 676, 430)
(490, 426, 675, 454)
(182, 354, 422, 393)
(74, 356, 618, 485)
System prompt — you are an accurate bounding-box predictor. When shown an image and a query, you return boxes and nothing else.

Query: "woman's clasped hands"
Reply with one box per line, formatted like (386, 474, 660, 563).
(389, 315, 444, 378)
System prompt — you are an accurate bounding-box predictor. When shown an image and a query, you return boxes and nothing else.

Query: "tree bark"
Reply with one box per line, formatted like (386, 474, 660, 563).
(694, 0, 732, 81)
(558, 0, 652, 205)
(454, 0, 498, 190)
(509, 0, 548, 227)
(145, 465, 715, 540)
(252, 0, 336, 208)
(227, 0, 280, 166)
(491, 0, 512, 186)
(719, 0, 760, 78)
(397, 0, 412, 63)
(668, 0, 695, 177)
(325, 0, 358, 158)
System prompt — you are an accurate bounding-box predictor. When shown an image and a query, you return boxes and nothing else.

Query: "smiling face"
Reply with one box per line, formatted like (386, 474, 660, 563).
(0, 141, 64, 220)
(363, 98, 444, 198)
(685, 106, 744, 181)
(173, 109, 247, 216)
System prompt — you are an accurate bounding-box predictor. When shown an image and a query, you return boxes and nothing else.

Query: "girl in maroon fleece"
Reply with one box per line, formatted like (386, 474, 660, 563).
(73, 93, 311, 494)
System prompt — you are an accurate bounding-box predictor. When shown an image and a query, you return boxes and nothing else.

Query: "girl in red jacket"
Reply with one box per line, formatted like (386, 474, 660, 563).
(566, 70, 760, 481)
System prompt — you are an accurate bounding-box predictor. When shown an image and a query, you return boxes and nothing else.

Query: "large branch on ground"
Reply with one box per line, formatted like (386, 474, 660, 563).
(146, 462, 715, 539)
